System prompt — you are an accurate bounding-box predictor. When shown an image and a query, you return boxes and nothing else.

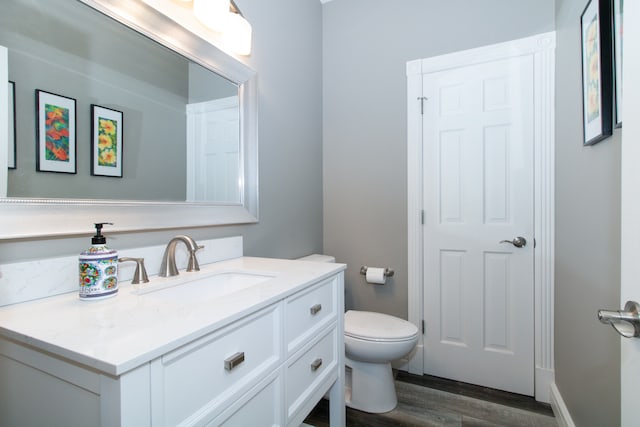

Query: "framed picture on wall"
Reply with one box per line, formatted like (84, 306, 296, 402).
(91, 105, 123, 178)
(580, 0, 614, 145)
(36, 89, 77, 173)
(8, 81, 16, 169)
(613, 0, 623, 127)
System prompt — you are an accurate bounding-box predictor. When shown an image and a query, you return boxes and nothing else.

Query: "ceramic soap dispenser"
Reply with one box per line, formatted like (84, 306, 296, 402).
(79, 222, 118, 300)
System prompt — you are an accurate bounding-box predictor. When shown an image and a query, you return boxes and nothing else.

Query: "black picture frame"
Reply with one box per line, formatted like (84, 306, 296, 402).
(580, 0, 614, 146)
(35, 89, 77, 174)
(90, 104, 124, 178)
(613, 0, 623, 127)
(8, 81, 16, 169)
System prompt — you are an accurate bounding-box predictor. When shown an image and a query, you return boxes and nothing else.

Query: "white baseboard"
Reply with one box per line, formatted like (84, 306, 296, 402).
(535, 367, 554, 403)
(405, 343, 424, 375)
(393, 344, 421, 373)
(550, 382, 576, 427)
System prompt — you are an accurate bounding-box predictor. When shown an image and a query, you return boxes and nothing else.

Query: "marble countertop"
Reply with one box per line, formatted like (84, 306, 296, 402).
(0, 257, 345, 376)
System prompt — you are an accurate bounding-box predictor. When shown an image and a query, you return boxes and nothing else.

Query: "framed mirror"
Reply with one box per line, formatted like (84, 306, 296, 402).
(0, 0, 258, 239)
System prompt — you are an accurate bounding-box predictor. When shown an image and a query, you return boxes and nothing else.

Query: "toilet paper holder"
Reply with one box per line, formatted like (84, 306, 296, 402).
(360, 266, 394, 278)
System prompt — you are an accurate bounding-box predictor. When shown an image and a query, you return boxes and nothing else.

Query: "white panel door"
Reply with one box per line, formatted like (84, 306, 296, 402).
(186, 96, 240, 202)
(621, 1, 640, 425)
(423, 55, 535, 395)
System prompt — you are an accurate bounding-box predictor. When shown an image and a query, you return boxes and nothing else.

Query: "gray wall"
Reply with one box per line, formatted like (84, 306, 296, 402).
(322, 0, 555, 318)
(555, 0, 621, 425)
(188, 63, 238, 104)
(0, 0, 324, 263)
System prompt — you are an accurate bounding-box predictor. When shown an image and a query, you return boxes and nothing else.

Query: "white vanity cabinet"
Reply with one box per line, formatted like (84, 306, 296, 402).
(0, 260, 345, 427)
(284, 276, 340, 422)
(156, 303, 284, 426)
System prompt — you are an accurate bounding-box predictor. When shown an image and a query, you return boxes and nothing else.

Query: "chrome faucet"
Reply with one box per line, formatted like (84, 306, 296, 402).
(159, 235, 204, 277)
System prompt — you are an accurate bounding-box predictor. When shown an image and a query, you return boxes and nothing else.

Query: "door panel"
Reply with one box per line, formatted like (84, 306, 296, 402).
(186, 96, 240, 203)
(423, 55, 534, 395)
(621, 1, 640, 424)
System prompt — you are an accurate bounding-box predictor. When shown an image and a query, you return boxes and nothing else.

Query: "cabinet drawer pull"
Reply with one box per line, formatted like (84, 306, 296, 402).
(310, 358, 323, 372)
(224, 352, 245, 371)
(310, 304, 322, 315)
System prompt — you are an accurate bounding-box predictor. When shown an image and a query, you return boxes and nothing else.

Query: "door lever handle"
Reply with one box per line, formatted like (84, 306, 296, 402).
(598, 301, 640, 338)
(499, 236, 527, 248)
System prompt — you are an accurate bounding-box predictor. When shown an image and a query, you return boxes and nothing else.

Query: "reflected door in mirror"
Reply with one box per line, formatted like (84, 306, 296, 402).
(186, 96, 240, 203)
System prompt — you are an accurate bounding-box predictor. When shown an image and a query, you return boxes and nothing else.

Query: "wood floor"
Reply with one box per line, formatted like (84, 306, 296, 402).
(304, 372, 556, 426)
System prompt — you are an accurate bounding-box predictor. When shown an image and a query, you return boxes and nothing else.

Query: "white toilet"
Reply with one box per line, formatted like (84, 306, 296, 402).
(297, 254, 419, 414)
(344, 310, 418, 413)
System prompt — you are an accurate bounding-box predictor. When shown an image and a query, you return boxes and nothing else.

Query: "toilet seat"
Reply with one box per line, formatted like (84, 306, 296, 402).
(344, 310, 418, 342)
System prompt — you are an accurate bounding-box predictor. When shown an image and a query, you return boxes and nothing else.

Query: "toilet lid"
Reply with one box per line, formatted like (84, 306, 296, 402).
(344, 310, 418, 342)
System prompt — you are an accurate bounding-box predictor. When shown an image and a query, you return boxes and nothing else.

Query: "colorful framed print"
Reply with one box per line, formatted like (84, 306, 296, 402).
(580, 0, 614, 146)
(91, 105, 123, 178)
(614, 0, 623, 127)
(36, 90, 76, 173)
(8, 81, 16, 169)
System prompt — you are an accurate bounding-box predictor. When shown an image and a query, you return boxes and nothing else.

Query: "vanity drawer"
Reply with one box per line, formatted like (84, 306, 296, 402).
(285, 325, 338, 421)
(208, 371, 283, 427)
(158, 303, 282, 426)
(285, 277, 337, 355)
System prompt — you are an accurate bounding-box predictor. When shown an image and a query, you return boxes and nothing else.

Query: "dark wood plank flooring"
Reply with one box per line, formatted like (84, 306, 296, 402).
(304, 372, 556, 427)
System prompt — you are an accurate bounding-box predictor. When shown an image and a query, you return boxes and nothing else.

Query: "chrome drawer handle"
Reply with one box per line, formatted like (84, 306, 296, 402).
(224, 352, 245, 371)
(310, 358, 323, 372)
(310, 304, 322, 315)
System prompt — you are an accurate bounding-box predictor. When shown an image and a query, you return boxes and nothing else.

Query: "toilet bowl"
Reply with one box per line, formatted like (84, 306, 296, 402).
(296, 255, 418, 414)
(344, 310, 418, 413)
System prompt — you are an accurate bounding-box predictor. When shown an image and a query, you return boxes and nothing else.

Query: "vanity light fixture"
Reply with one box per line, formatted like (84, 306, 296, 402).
(192, 0, 252, 55)
(223, 4, 252, 56)
(193, 0, 228, 32)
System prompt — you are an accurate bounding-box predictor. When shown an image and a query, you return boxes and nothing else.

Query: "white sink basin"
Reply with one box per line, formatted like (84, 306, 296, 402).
(131, 269, 276, 297)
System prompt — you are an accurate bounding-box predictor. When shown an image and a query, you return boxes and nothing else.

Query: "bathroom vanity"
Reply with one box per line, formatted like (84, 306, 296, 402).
(0, 257, 346, 426)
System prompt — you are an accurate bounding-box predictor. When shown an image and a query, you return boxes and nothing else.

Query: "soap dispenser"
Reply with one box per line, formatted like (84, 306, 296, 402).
(79, 222, 118, 300)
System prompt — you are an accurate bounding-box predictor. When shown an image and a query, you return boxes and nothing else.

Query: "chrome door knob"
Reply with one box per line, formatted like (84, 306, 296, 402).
(598, 301, 640, 338)
(499, 236, 527, 248)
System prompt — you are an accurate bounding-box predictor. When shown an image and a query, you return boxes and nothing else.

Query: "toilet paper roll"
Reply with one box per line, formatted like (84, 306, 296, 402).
(365, 267, 386, 285)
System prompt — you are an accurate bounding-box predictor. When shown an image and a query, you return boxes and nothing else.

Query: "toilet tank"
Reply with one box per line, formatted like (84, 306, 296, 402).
(297, 254, 335, 263)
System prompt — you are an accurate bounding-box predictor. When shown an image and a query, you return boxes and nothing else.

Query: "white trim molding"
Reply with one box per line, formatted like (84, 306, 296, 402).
(532, 32, 556, 404)
(406, 31, 556, 403)
(550, 382, 577, 427)
(406, 56, 424, 376)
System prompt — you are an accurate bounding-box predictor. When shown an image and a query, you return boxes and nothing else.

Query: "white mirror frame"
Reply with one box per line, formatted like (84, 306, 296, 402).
(0, 0, 258, 239)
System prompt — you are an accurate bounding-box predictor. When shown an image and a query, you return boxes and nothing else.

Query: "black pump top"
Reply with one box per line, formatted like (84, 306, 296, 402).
(92, 222, 113, 245)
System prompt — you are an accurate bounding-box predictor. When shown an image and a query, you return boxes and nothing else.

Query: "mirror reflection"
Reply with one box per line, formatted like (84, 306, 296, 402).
(1, 0, 241, 203)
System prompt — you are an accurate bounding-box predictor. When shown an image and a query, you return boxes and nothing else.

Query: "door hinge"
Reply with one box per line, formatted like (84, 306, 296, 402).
(421, 210, 425, 225)
(422, 320, 425, 334)
(417, 96, 428, 115)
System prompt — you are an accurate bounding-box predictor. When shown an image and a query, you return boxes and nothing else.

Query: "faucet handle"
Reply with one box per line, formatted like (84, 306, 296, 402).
(118, 257, 150, 284)
(186, 245, 204, 272)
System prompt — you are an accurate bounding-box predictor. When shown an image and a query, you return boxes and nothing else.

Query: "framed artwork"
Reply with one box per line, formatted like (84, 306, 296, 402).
(36, 89, 76, 173)
(580, 0, 614, 146)
(91, 105, 123, 178)
(8, 81, 16, 169)
(614, 0, 623, 127)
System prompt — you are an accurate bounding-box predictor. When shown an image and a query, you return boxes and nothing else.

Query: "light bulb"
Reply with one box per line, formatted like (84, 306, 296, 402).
(223, 12, 252, 55)
(193, 0, 229, 32)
